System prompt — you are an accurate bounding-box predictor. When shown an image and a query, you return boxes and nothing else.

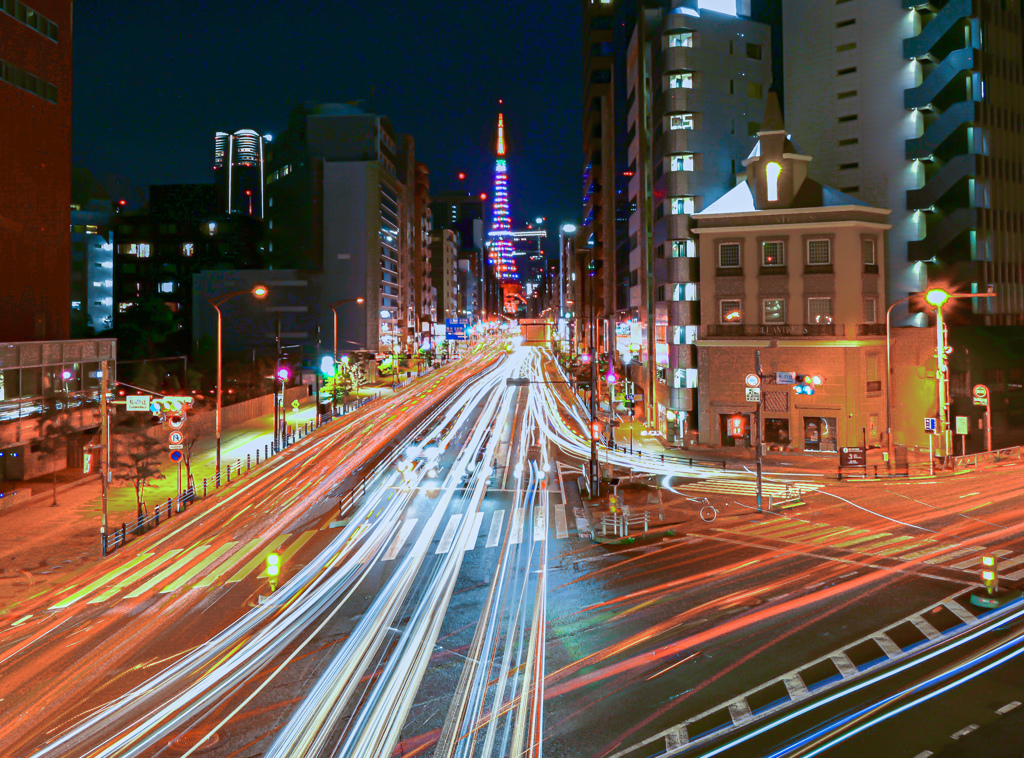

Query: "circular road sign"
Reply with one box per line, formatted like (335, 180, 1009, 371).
(973, 384, 989, 398)
(169, 431, 183, 445)
(169, 450, 183, 463)
(744, 373, 761, 388)
(168, 416, 184, 429)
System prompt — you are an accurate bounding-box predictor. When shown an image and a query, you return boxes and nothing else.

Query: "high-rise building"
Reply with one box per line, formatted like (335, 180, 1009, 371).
(265, 103, 426, 353)
(213, 129, 268, 218)
(430, 229, 460, 322)
(624, 0, 771, 440)
(70, 169, 114, 335)
(431, 192, 488, 318)
(1, 0, 74, 341)
(783, 0, 1024, 325)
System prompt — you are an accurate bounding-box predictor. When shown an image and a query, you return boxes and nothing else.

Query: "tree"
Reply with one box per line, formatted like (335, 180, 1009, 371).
(323, 360, 368, 405)
(180, 423, 201, 492)
(113, 416, 167, 521)
(34, 391, 77, 507)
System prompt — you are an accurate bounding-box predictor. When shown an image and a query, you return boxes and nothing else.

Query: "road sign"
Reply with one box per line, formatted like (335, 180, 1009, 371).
(291, 399, 300, 411)
(973, 396, 989, 406)
(776, 371, 796, 385)
(168, 416, 184, 429)
(126, 394, 151, 411)
(973, 384, 989, 399)
(168, 443, 184, 451)
(924, 417, 937, 433)
(445, 318, 471, 341)
(169, 431, 183, 444)
(956, 416, 968, 435)
(169, 450, 183, 463)
(745, 387, 761, 403)
(745, 373, 761, 388)
(840, 446, 866, 467)
(626, 393, 635, 401)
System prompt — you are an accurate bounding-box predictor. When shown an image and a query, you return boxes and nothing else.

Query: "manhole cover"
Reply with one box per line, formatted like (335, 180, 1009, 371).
(167, 730, 220, 753)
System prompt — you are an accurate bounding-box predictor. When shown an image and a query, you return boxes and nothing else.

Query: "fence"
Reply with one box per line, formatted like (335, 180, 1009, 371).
(600, 510, 650, 538)
(101, 392, 382, 556)
(951, 445, 1023, 471)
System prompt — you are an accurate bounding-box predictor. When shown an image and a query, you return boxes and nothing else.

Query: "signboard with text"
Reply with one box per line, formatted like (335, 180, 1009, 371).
(956, 416, 969, 435)
(445, 318, 471, 341)
(840, 447, 866, 467)
(126, 395, 151, 412)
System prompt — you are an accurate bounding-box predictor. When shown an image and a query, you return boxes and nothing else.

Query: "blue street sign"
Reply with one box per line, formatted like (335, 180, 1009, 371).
(924, 417, 937, 433)
(446, 318, 471, 341)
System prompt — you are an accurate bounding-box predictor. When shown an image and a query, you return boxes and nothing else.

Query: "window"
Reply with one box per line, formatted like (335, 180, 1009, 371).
(839, 162, 859, 170)
(672, 239, 696, 258)
(836, 18, 856, 27)
(838, 114, 858, 123)
(158, 282, 175, 294)
(668, 31, 693, 48)
(590, 69, 611, 84)
(71, 301, 82, 310)
(766, 162, 782, 202)
(118, 302, 133, 313)
(720, 299, 742, 323)
(118, 243, 151, 258)
(718, 242, 741, 268)
(670, 153, 694, 172)
(863, 297, 878, 323)
(838, 138, 858, 146)
(181, 243, 194, 257)
(837, 90, 857, 99)
(860, 239, 876, 268)
(747, 82, 763, 100)
(808, 297, 834, 324)
(841, 186, 860, 193)
(591, 42, 613, 57)
(807, 239, 831, 265)
(669, 72, 693, 89)
(1, 1, 59, 41)
(656, 285, 666, 301)
(836, 42, 857, 52)
(0, 57, 59, 103)
(748, 121, 760, 137)
(837, 67, 857, 76)
(746, 43, 762, 60)
(670, 113, 694, 130)
(671, 196, 695, 215)
(92, 279, 112, 288)
(762, 241, 785, 266)
(763, 299, 786, 323)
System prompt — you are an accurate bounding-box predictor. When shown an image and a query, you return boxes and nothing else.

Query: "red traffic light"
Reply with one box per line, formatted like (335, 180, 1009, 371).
(727, 415, 747, 438)
(590, 421, 602, 441)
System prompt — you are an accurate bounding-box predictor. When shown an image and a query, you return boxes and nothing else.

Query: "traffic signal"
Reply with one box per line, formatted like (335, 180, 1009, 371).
(591, 421, 602, 441)
(981, 555, 998, 595)
(794, 374, 823, 395)
(727, 415, 746, 438)
(266, 553, 281, 591)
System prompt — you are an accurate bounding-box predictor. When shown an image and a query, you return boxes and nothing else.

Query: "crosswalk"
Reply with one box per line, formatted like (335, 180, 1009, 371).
(676, 478, 822, 498)
(715, 517, 1024, 576)
(50, 502, 579, 611)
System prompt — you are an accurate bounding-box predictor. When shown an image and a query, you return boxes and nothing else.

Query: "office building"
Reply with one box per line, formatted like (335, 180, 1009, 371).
(783, 0, 1024, 325)
(430, 229, 460, 322)
(213, 129, 269, 218)
(431, 192, 489, 318)
(70, 169, 115, 335)
(1, 0, 74, 341)
(623, 0, 772, 437)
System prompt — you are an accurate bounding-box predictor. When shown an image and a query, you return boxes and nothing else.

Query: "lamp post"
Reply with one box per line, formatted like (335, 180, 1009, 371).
(330, 297, 366, 363)
(209, 284, 268, 473)
(885, 294, 915, 471)
(559, 224, 577, 349)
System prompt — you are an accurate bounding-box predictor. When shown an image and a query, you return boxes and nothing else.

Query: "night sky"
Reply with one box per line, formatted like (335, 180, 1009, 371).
(72, 1, 582, 229)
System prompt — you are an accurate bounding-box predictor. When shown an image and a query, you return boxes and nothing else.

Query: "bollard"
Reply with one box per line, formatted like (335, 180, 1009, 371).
(247, 454, 251, 471)
(136, 514, 143, 536)
(203, 478, 207, 498)
(121, 522, 127, 546)
(155, 507, 159, 527)
(216, 470, 221, 488)
(168, 499, 173, 519)
(101, 531, 108, 556)
(265, 443, 269, 459)
(661, 454, 665, 462)
(227, 466, 231, 484)
(256, 449, 260, 465)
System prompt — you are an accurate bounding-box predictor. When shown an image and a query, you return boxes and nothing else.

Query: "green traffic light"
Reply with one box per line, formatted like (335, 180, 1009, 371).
(267, 553, 280, 577)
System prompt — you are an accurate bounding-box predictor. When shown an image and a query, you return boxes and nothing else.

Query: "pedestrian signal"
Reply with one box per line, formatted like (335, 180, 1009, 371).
(590, 421, 602, 441)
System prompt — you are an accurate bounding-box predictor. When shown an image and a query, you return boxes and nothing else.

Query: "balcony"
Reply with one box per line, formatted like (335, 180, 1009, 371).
(704, 323, 845, 338)
(856, 324, 887, 336)
(663, 46, 697, 72)
(668, 255, 700, 283)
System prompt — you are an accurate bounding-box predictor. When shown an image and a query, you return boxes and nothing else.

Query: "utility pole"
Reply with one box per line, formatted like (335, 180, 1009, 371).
(100, 360, 110, 555)
(589, 255, 599, 495)
(755, 350, 763, 514)
(275, 313, 281, 451)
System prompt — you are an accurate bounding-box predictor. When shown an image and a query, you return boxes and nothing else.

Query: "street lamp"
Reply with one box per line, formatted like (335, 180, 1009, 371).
(209, 284, 268, 473)
(330, 297, 366, 363)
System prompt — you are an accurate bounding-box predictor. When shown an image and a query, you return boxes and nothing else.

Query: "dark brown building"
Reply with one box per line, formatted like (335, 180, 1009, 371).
(0, 0, 74, 341)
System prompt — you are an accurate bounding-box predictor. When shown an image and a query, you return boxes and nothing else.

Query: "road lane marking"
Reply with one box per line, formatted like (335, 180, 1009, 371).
(950, 724, 979, 740)
(950, 549, 1011, 569)
(909, 615, 942, 640)
(511, 507, 525, 544)
(486, 510, 505, 548)
(125, 546, 212, 599)
(533, 507, 546, 541)
(807, 527, 860, 544)
(464, 512, 485, 551)
(996, 701, 1021, 715)
(225, 535, 291, 584)
(833, 532, 893, 549)
(553, 499, 569, 539)
(858, 535, 916, 554)
(383, 519, 418, 561)
(89, 550, 185, 604)
(193, 538, 263, 588)
(258, 529, 316, 578)
(923, 546, 985, 565)
(894, 541, 944, 560)
(436, 514, 463, 555)
(51, 554, 153, 609)
(160, 543, 238, 593)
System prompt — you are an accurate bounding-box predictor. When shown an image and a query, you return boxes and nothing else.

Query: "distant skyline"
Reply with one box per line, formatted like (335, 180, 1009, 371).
(72, 1, 582, 233)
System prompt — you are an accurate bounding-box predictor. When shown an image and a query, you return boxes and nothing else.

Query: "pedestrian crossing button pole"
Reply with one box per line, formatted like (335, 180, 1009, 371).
(971, 553, 1022, 609)
(981, 555, 998, 595)
(266, 552, 281, 593)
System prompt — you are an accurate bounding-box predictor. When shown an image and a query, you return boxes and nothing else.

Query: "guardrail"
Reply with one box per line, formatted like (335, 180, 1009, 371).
(600, 510, 649, 538)
(951, 445, 1022, 471)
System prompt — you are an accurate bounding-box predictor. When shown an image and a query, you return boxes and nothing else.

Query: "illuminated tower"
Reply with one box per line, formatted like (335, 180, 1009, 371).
(213, 129, 267, 217)
(489, 109, 522, 314)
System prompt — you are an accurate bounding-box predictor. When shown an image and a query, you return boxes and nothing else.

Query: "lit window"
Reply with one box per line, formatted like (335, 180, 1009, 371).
(100, 261, 113, 269)
(720, 299, 742, 323)
(673, 368, 698, 389)
(670, 154, 694, 172)
(118, 243, 151, 258)
(182, 243, 194, 257)
(671, 196, 695, 214)
(118, 302, 132, 313)
(669, 72, 693, 89)
(158, 282, 175, 293)
(71, 301, 82, 310)
(671, 239, 696, 258)
(862, 238, 876, 266)
(763, 299, 786, 323)
(863, 297, 878, 323)
(808, 297, 834, 324)
(670, 113, 694, 130)
(807, 239, 831, 265)
(766, 162, 782, 202)
(718, 242, 740, 268)
(762, 241, 785, 266)
(747, 82, 763, 99)
(668, 31, 693, 48)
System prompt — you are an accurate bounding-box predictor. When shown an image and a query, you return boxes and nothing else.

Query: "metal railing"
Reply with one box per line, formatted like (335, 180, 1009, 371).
(951, 445, 1022, 471)
(600, 510, 649, 538)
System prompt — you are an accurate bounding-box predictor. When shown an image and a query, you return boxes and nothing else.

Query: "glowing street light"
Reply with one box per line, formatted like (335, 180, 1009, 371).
(925, 288, 950, 307)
